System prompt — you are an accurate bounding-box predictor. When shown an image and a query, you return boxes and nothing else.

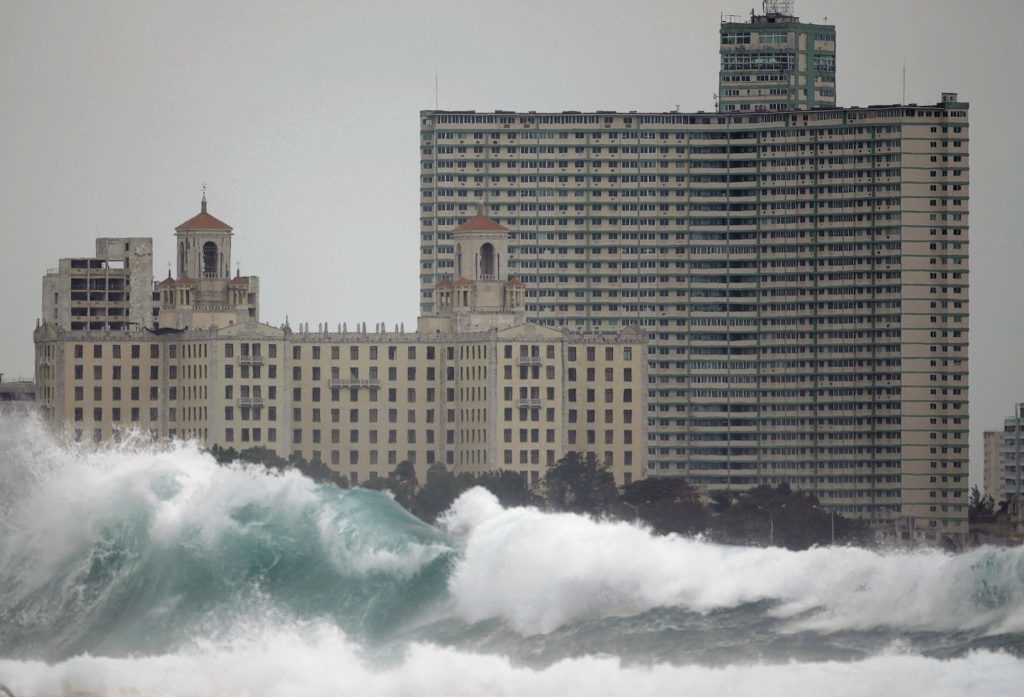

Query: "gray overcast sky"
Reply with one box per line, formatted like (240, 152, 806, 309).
(2, 0, 1021, 486)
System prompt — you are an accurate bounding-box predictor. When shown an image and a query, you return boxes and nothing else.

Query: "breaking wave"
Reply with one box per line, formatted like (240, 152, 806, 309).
(1, 413, 1023, 695)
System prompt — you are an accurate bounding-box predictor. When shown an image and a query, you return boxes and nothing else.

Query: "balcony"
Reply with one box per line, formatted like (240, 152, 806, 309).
(517, 356, 543, 366)
(239, 355, 264, 365)
(239, 397, 264, 407)
(329, 378, 380, 389)
(518, 398, 542, 409)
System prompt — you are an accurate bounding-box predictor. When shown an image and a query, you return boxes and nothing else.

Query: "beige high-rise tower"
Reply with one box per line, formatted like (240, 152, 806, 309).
(416, 12, 969, 543)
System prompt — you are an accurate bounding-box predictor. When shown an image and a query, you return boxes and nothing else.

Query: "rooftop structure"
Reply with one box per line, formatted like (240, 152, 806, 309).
(719, 0, 836, 112)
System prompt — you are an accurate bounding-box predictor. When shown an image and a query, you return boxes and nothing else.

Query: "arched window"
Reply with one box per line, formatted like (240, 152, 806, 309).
(202, 241, 218, 277)
(480, 242, 494, 278)
(178, 242, 185, 275)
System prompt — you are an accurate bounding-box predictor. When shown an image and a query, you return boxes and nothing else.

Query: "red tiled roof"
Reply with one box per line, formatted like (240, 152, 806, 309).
(177, 275, 195, 285)
(229, 276, 249, 286)
(435, 279, 454, 288)
(175, 201, 232, 232)
(452, 277, 474, 286)
(506, 277, 525, 286)
(452, 214, 508, 233)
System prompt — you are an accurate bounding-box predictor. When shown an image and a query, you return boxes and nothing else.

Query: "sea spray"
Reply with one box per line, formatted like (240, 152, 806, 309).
(441, 487, 1024, 635)
(0, 417, 452, 659)
(1, 622, 1023, 697)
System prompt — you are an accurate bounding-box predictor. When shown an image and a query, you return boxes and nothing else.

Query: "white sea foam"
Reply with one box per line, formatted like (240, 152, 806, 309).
(1, 621, 1021, 697)
(442, 488, 1024, 635)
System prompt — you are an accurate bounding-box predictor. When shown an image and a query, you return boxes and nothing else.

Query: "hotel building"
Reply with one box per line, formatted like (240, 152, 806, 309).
(34, 203, 647, 487)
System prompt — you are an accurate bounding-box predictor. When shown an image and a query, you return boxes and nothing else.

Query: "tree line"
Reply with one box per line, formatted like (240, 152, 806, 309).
(209, 446, 871, 549)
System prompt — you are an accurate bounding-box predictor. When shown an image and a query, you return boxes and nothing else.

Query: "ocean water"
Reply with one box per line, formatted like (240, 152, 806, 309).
(1, 413, 1023, 696)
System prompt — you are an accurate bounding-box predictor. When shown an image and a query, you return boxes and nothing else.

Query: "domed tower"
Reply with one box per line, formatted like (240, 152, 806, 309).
(158, 192, 259, 330)
(418, 206, 525, 333)
(175, 192, 232, 280)
(452, 206, 509, 282)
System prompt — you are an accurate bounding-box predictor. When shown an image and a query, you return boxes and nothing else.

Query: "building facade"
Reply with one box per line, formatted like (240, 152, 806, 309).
(416, 15, 968, 540)
(983, 430, 1005, 503)
(35, 206, 647, 488)
(1000, 405, 1024, 499)
(719, 0, 836, 113)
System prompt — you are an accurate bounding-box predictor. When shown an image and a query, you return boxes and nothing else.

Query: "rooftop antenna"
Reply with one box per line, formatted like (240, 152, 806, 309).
(435, 71, 439, 111)
(902, 61, 907, 103)
(201, 180, 208, 212)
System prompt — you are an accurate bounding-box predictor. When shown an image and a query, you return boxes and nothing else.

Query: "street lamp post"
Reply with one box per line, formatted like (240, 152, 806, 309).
(755, 504, 774, 546)
(623, 501, 640, 522)
(813, 505, 835, 545)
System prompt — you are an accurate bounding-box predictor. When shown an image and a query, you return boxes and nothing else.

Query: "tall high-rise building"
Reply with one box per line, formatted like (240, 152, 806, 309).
(417, 12, 969, 541)
(718, 0, 836, 113)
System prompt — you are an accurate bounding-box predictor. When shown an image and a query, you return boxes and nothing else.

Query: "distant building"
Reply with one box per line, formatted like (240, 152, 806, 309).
(984, 430, 1005, 503)
(1001, 405, 1024, 499)
(718, 0, 836, 113)
(0, 377, 36, 416)
(34, 202, 647, 487)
